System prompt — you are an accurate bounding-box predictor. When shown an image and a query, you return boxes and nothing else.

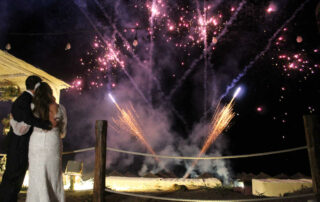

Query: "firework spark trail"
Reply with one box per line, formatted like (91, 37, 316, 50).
(106, 42, 125, 67)
(204, 0, 246, 118)
(192, 0, 209, 117)
(195, 0, 208, 117)
(207, 0, 246, 58)
(183, 87, 241, 179)
(219, 0, 310, 100)
(93, 0, 164, 93)
(93, 0, 146, 66)
(74, 1, 151, 105)
(109, 94, 159, 162)
(91, 0, 189, 129)
(148, 0, 156, 101)
(168, 0, 246, 100)
(93, 0, 164, 106)
(202, 0, 208, 118)
(168, 55, 203, 99)
(195, 0, 202, 18)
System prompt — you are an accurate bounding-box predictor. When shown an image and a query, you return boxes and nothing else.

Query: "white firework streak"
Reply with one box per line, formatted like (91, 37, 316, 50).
(219, 0, 311, 101)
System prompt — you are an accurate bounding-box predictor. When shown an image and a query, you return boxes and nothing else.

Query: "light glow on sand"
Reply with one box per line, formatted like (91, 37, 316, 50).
(22, 172, 222, 192)
(105, 176, 221, 192)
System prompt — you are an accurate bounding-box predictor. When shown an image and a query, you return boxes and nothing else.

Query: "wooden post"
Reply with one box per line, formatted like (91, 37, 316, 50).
(93, 120, 107, 202)
(70, 175, 75, 191)
(303, 115, 320, 199)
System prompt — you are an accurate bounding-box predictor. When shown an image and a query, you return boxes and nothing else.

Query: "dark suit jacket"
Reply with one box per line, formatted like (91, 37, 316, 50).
(5, 91, 51, 153)
(11, 91, 51, 128)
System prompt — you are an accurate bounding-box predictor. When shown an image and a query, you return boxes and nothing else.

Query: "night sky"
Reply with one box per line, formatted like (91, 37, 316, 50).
(0, 0, 319, 180)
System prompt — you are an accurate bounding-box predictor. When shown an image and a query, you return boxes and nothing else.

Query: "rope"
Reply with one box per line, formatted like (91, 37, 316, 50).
(2, 145, 307, 159)
(106, 146, 307, 160)
(62, 147, 94, 155)
(105, 189, 315, 202)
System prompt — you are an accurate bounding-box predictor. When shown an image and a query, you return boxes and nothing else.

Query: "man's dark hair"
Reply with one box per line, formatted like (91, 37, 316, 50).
(25, 75, 42, 90)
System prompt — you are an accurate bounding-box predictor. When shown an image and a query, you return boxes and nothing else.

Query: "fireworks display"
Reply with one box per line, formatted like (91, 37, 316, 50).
(2, 0, 319, 180)
(65, 0, 318, 177)
(71, 0, 247, 92)
(71, 0, 318, 111)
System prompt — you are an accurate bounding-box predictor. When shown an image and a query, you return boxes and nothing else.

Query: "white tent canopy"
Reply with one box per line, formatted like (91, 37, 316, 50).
(0, 50, 70, 103)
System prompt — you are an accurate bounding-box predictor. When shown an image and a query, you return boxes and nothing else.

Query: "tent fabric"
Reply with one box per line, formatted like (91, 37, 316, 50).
(0, 50, 70, 103)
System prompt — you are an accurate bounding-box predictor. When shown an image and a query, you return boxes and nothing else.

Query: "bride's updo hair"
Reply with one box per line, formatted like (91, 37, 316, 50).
(33, 82, 55, 120)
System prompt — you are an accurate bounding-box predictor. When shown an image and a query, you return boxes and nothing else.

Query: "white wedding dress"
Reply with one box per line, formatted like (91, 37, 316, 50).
(26, 104, 67, 202)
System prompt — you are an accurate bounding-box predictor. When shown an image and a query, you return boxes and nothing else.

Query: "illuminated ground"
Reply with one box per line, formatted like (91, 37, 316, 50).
(17, 187, 315, 202)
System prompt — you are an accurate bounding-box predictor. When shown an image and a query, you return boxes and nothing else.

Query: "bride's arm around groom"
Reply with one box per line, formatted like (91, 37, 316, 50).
(49, 102, 67, 138)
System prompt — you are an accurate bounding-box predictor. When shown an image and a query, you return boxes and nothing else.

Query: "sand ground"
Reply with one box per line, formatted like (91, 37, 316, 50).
(17, 188, 316, 202)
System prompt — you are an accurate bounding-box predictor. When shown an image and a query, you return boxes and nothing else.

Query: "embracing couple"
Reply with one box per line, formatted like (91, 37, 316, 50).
(0, 75, 67, 202)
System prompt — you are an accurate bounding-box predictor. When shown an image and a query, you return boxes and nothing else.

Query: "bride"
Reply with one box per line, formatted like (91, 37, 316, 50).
(12, 82, 67, 202)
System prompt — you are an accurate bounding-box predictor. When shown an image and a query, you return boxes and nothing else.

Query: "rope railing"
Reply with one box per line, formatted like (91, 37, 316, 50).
(58, 145, 308, 160)
(102, 145, 312, 201)
(62, 147, 94, 155)
(1, 145, 308, 159)
(105, 189, 315, 202)
(106, 146, 307, 160)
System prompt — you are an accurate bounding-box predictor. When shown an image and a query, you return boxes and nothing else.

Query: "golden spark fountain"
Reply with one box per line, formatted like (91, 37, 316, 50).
(183, 87, 241, 178)
(109, 93, 159, 162)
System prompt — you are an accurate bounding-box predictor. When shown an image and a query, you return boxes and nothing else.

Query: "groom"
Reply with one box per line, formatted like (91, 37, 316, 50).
(0, 75, 52, 202)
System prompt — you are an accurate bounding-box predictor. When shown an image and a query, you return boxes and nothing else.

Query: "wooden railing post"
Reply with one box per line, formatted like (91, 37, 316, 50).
(93, 120, 107, 202)
(303, 115, 320, 200)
